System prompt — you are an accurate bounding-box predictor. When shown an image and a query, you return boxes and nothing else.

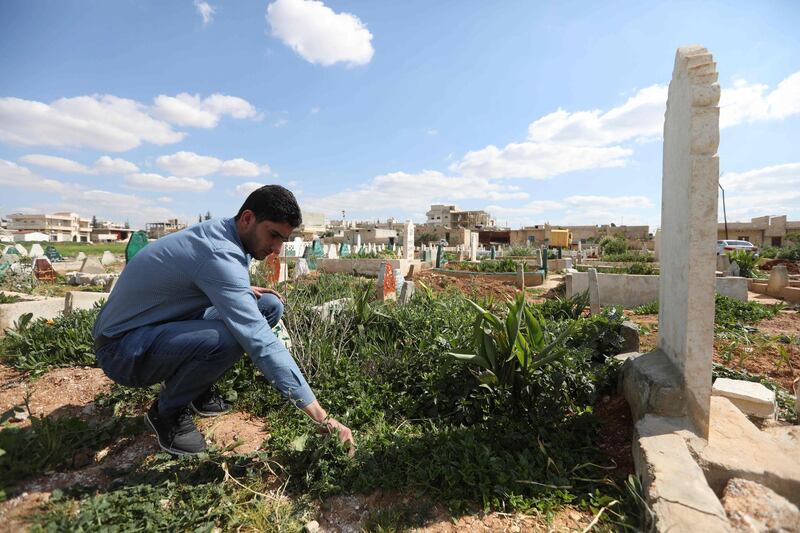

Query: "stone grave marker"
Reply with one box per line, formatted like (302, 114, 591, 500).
(76, 251, 87, 261)
(376, 261, 397, 301)
(33, 257, 57, 282)
(729, 260, 740, 277)
(101, 250, 117, 266)
(265, 253, 282, 283)
(44, 245, 62, 262)
(126, 231, 149, 263)
(516, 263, 525, 289)
(399, 280, 415, 305)
(588, 268, 600, 315)
(403, 220, 414, 261)
(29, 243, 45, 258)
(81, 255, 106, 274)
(657, 45, 720, 438)
(326, 244, 338, 259)
(294, 258, 310, 278)
(766, 265, 789, 297)
(339, 242, 350, 257)
(14, 244, 28, 257)
(470, 232, 479, 262)
(436, 244, 444, 268)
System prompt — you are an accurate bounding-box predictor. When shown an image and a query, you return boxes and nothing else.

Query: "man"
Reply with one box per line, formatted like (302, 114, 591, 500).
(93, 185, 354, 456)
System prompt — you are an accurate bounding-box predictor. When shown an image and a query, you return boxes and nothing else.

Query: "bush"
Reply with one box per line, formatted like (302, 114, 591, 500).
(726, 249, 759, 278)
(598, 236, 627, 256)
(506, 245, 538, 257)
(601, 252, 654, 263)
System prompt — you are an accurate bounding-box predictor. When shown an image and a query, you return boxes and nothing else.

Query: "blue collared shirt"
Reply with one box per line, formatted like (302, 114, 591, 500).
(92, 217, 316, 408)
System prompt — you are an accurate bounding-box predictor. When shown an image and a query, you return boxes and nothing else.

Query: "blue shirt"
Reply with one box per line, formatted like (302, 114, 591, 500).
(92, 217, 316, 408)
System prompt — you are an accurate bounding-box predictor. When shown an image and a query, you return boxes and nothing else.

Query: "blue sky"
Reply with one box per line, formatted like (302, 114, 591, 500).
(1, 0, 799, 230)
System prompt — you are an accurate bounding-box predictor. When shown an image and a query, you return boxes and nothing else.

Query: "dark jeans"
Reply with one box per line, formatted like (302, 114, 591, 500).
(96, 294, 283, 417)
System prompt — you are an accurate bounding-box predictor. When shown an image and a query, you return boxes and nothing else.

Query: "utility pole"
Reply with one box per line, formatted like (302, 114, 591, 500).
(719, 175, 728, 240)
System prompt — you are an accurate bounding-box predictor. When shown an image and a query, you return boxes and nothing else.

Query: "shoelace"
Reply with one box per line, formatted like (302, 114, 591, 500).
(172, 407, 198, 436)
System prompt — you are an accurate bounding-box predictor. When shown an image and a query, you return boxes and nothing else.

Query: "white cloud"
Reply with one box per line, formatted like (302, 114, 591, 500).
(564, 195, 653, 209)
(720, 73, 800, 128)
(528, 85, 667, 147)
(303, 170, 528, 215)
(233, 182, 266, 196)
(0, 159, 79, 193)
(266, 0, 374, 67)
(125, 172, 213, 192)
(155, 151, 270, 178)
(486, 195, 654, 227)
(19, 153, 138, 174)
(151, 93, 257, 128)
(0, 93, 257, 152)
(451, 142, 632, 179)
(720, 162, 800, 221)
(194, 0, 215, 25)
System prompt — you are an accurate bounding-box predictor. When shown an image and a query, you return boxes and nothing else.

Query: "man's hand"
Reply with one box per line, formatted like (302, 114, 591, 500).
(302, 400, 356, 456)
(251, 286, 284, 302)
(317, 417, 356, 457)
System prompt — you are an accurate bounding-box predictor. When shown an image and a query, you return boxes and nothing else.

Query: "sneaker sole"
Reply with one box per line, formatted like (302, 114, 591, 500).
(190, 402, 232, 418)
(144, 412, 206, 456)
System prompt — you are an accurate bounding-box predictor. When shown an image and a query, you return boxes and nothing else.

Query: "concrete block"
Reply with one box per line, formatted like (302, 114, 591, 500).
(767, 265, 789, 297)
(587, 268, 600, 315)
(685, 397, 800, 506)
(0, 298, 65, 333)
(64, 291, 109, 314)
(711, 378, 776, 419)
(621, 350, 685, 420)
(780, 286, 800, 304)
(311, 298, 352, 322)
(634, 415, 730, 532)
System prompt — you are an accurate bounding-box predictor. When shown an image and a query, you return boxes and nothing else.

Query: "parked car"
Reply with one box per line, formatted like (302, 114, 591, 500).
(717, 240, 758, 255)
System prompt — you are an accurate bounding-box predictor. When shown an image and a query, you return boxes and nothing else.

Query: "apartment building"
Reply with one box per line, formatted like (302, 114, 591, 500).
(717, 215, 800, 247)
(7, 212, 92, 242)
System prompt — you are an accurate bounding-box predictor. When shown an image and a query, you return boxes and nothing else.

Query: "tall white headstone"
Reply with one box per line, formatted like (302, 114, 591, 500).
(657, 45, 720, 438)
(469, 232, 479, 262)
(29, 243, 45, 258)
(403, 220, 414, 261)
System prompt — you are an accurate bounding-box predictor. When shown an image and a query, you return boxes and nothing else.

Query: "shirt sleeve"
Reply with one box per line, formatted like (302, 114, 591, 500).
(193, 252, 316, 409)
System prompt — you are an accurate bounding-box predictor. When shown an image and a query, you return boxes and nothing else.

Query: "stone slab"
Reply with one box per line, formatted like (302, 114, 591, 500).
(722, 478, 800, 533)
(684, 396, 800, 506)
(780, 286, 800, 304)
(64, 291, 109, 314)
(634, 415, 730, 533)
(318, 258, 420, 277)
(0, 298, 65, 333)
(587, 268, 600, 315)
(620, 349, 685, 420)
(620, 320, 640, 353)
(762, 425, 800, 459)
(766, 265, 789, 297)
(711, 378, 776, 419)
(311, 298, 352, 322)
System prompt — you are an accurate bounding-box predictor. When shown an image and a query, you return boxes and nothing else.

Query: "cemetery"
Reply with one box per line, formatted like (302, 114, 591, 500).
(0, 45, 799, 532)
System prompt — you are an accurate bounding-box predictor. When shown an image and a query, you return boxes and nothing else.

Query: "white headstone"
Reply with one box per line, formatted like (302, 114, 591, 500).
(403, 220, 415, 261)
(657, 45, 720, 438)
(29, 243, 45, 258)
(469, 232, 479, 262)
(294, 258, 310, 278)
(100, 250, 117, 266)
(588, 268, 600, 315)
(326, 244, 338, 259)
(14, 244, 28, 257)
(81, 255, 106, 274)
(356, 234, 362, 247)
(766, 265, 789, 297)
(399, 280, 415, 305)
(76, 251, 87, 261)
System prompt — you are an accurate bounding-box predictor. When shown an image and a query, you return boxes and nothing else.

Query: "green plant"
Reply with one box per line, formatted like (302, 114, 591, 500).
(506, 245, 538, 257)
(449, 293, 575, 399)
(601, 252, 654, 263)
(714, 294, 782, 333)
(726, 249, 759, 278)
(536, 291, 590, 321)
(0, 292, 23, 304)
(0, 305, 100, 375)
(632, 301, 658, 315)
(625, 263, 656, 275)
(598, 236, 627, 256)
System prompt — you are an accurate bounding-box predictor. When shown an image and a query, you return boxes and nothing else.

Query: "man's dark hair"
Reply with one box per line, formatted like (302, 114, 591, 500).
(235, 185, 302, 227)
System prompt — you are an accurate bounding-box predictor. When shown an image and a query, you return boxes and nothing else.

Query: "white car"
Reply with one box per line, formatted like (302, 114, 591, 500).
(717, 240, 757, 255)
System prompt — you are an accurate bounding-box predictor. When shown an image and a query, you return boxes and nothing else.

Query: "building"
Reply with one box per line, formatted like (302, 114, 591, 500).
(425, 205, 494, 229)
(507, 223, 650, 248)
(343, 227, 398, 245)
(414, 223, 472, 246)
(7, 212, 92, 242)
(146, 218, 186, 239)
(91, 221, 134, 242)
(717, 215, 800, 247)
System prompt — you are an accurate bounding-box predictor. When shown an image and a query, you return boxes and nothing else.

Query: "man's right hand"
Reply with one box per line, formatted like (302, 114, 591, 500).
(318, 417, 356, 457)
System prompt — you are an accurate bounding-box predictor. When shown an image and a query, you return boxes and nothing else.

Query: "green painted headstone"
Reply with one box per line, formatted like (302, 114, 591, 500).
(126, 231, 149, 263)
(44, 245, 62, 262)
(490, 245, 496, 260)
(339, 243, 350, 257)
(436, 244, 444, 268)
(303, 246, 317, 270)
(311, 239, 324, 257)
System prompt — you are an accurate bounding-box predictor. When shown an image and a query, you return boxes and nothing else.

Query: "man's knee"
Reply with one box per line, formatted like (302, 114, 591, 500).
(195, 323, 243, 362)
(257, 293, 283, 327)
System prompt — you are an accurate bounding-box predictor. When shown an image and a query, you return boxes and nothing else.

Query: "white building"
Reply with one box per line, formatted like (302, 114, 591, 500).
(7, 212, 92, 242)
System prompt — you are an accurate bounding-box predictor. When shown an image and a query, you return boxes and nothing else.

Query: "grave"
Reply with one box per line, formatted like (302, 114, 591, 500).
(375, 262, 397, 301)
(126, 230, 149, 263)
(14, 244, 28, 257)
(619, 46, 800, 529)
(44, 245, 63, 262)
(587, 268, 600, 315)
(64, 291, 109, 314)
(34, 257, 57, 282)
(399, 280, 415, 305)
(29, 243, 45, 258)
(101, 250, 117, 266)
(81, 256, 106, 275)
(469, 232, 478, 262)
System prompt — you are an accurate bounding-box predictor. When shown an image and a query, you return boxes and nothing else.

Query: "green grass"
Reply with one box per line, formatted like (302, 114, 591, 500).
(20, 241, 127, 258)
(630, 295, 783, 331)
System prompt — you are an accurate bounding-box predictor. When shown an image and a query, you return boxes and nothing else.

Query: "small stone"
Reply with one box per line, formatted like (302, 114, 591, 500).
(722, 478, 800, 532)
(712, 378, 776, 419)
(304, 520, 320, 533)
(510, 526, 521, 533)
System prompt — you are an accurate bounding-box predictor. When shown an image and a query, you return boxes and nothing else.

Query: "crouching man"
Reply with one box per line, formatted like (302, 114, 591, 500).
(92, 185, 354, 455)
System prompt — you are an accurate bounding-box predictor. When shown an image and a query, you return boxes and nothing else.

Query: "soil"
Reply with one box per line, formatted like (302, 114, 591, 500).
(594, 394, 635, 478)
(0, 367, 111, 423)
(197, 411, 270, 454)
(414, 271, 564, 304)
(759, 259, 800, 274)
(317, 491, 594, 532)
(628, 314, 658, 353)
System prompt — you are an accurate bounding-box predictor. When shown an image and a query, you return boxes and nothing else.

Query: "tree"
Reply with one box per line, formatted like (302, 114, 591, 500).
(204, 211, 211, 221)
(198, 214, 203, 223)
(91, 215, 98, 228)
(124, 219, 130, 229)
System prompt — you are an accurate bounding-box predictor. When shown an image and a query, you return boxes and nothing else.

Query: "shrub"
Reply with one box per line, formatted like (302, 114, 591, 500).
(598, 236, 627, 256)
(632, 301, 659, 315)
(726, 249, 759, 278)
(506, 245, 538, 257)
(601, 252, 654, 263)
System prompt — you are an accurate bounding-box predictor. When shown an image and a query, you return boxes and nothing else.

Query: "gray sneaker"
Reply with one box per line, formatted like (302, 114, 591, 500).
(145, 402, 207, 456)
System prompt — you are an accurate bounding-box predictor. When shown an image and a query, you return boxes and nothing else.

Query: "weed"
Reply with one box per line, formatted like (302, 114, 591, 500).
(0, 292, 24, 304)
(632, 301, 658, 315)
(726, 249, 759, 278)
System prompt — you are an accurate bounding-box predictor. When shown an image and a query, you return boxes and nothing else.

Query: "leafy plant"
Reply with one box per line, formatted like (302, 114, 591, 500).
(714, 294, 782, 333)
(601, 252, 654, 263)
(0, 306, 100, 375)
(536, 290, 590, 321)
(632, 301, 658, 315)
(0, 292, 23, 304)
(598, 236, 627, 256)
(449, 293, 575, 399)
(726, 249, 759, 278)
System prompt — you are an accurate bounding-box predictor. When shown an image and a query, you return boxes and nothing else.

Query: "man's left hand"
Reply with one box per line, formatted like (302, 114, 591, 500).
(251, 286, 284, 302)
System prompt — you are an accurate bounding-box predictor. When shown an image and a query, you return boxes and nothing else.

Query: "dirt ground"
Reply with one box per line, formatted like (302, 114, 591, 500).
(414, 271, 563, 304)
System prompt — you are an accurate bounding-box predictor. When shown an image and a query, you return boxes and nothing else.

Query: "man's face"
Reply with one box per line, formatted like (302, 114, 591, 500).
(237, 210, 293, 260)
